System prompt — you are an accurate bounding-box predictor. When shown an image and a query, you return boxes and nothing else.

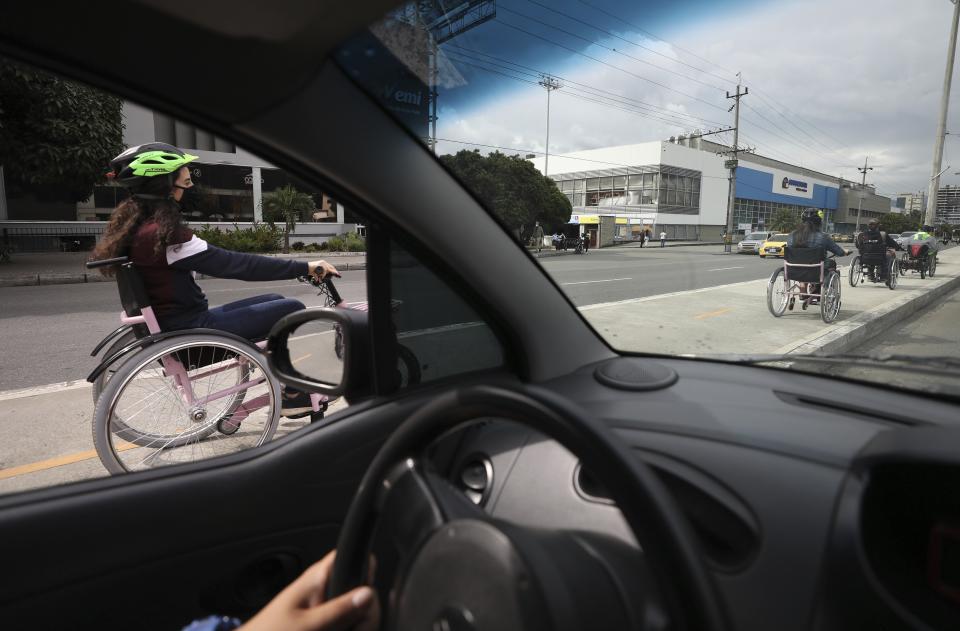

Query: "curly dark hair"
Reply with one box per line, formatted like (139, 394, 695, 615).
(89, 175, 185, 275)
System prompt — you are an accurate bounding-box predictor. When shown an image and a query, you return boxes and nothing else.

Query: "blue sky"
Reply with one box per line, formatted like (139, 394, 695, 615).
(421, 0, 960, 198)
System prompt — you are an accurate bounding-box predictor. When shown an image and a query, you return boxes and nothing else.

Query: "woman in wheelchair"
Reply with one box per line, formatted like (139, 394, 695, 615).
(785, 209, 850, 306)
(89, 143, 338, 418)
(855, 218, 900, 281)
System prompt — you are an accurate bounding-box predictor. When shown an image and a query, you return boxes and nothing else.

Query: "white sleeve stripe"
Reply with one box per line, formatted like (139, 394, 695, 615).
(166, 235, 209, 265)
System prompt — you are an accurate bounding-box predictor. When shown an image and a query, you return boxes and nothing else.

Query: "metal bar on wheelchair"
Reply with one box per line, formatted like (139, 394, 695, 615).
(194, 374, 268, 408)
(85, 256, 129, 269)
(218, 393, 271, 430)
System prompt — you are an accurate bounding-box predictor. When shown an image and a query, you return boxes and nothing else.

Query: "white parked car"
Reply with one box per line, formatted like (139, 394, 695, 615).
(737, 232, 770, 254)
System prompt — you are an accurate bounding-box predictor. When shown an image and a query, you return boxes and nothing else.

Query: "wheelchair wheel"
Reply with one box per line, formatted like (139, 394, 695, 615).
(91, 328, 139, 405)
(820, 271, 842, 324)
(887, 259, 898, 290)
(929, 255, 937, 278)
(766, 268, 789, 317)
(848, 256, 862, 287)
(93, 335, 280, 474)
(397, 343, 422, 387)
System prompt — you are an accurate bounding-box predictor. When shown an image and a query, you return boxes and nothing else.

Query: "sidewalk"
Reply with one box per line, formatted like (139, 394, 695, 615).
(581, 246, 960, 357)
(0, 251, 369, 287)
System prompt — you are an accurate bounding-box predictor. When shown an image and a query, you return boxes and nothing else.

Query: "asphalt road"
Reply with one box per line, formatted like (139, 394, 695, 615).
(0, 271, 368, 391)
(0, 244, 845, 390)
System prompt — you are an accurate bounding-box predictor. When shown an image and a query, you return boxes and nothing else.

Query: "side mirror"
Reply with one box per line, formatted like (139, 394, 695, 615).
(267, 307, 371, 399)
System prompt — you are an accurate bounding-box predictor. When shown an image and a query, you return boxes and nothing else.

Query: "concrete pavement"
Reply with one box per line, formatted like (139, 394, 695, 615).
(580, 246, 960, 357)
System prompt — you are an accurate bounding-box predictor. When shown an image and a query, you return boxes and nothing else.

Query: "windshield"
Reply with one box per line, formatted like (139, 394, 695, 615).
(901, 232, 917, 237)
(335, 0, 960, 398)
(770, 234, 789, 241)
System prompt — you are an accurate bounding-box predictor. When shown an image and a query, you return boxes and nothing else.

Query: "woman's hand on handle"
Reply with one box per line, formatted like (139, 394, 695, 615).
(308, 260, 340, 281)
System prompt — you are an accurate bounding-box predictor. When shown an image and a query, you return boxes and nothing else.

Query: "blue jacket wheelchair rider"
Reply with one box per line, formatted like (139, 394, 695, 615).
(785, 209, 850, 305)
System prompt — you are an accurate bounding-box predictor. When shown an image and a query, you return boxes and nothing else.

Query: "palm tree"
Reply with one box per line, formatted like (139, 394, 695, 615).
(263, 185, 315, 253)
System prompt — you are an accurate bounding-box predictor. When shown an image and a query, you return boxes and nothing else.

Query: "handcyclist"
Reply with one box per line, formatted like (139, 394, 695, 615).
(786, 209, 850, 307)
(89, 143, 339, 417)
(855, 218, 900, 281)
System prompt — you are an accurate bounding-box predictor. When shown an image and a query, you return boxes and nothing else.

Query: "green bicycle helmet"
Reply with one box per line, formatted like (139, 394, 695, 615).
(108, 143, 198, 187)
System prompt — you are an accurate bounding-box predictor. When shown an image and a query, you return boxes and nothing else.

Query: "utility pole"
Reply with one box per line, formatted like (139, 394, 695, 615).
(926, 0, 960, 227)
(539, 75, 561, 177)
(854, 157, 874, 232)
(723, 76, 747, 252)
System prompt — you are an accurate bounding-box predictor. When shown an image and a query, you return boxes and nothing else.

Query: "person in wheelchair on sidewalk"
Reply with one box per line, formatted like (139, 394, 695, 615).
(89, 143, 339, 418)
(785, 209, 850, 307)
(855, 218, 900, 282)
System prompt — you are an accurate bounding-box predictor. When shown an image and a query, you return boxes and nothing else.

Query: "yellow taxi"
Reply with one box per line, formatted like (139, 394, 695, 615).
(759, 233, 790, 258)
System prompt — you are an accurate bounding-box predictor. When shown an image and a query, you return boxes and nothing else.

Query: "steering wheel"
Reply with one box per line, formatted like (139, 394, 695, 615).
(327, 384, 730, 631)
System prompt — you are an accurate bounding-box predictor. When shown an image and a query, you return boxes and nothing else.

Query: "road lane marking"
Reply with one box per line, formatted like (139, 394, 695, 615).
(0, 379, 91, 402)
(580, 278, 764, 311)
(694, 308, 732, 320)
(0, 442, 137, 480)
(562, 278, 633, 286)
(707, 266, 744, 272)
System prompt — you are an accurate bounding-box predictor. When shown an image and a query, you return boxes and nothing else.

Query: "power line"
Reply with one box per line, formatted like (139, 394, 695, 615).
(575, 0, 739, 77)
(492, 19, 727, 111)
(443, 46, 728, 127)
(444, 52, 725, 129)
(521, 0, 733, 85)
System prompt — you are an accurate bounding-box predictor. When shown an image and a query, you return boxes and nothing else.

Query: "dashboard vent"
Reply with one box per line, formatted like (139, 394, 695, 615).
(456, 456, 494, 506)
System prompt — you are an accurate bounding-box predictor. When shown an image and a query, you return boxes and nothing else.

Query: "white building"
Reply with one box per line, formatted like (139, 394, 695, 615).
(532, 138, 848, 246)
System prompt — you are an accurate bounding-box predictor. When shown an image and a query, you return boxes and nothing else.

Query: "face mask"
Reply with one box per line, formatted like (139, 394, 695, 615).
(176, 186, 204, 215)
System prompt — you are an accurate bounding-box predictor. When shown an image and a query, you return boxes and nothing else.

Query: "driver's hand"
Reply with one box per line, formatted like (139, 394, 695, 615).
(308, 260, 340, 280)
(844, 249, 852, 256)
(240, 551, 379, 631)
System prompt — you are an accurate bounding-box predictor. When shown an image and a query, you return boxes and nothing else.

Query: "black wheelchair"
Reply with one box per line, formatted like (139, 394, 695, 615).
(767, 246, 842, 323)
(849, 249, 898, 290)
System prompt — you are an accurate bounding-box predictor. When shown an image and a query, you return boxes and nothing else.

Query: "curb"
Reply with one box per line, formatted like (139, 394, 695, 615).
(780, 267, 960, 356)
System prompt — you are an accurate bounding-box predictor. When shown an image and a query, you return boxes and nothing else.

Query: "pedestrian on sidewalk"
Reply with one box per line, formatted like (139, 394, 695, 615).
(532, 221, 545, 253)
(639, 231, 646, 248)
(660, 231, 667, 248)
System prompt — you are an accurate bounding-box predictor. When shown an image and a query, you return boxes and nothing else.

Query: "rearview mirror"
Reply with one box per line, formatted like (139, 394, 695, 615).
(267, 308, 371, 398)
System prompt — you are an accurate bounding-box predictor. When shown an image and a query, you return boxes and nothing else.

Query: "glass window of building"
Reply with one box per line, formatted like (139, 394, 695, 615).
(613, 176, 626, 189)
(586, 178, 600, 191)
(600, 176, 614, 190)
(628, 174, 643, 189)
(574, 179, 585, 192)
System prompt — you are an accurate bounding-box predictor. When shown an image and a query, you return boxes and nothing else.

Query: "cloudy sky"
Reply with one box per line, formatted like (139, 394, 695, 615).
(430, 0, 960, 197)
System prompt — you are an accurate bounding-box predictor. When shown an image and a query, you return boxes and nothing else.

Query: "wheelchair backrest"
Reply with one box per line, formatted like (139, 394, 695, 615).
(784, 246, 825, 283)
(859, 231, 886, 254)
(116, 263, 152, 317)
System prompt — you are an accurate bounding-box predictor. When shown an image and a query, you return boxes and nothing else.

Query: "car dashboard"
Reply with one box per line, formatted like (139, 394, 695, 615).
(440, 358, 960, 631)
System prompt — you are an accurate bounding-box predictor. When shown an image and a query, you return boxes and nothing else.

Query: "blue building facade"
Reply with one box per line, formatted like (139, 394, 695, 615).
(733, 165, 839, 233)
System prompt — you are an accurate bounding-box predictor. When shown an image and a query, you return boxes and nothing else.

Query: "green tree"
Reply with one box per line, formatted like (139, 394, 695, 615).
(878, 212, 912, 235)
(769, 208, 799, 232)
(439, 150, 572, 238)
(0, 59, 123, 203)
(263, 184, 315, 252)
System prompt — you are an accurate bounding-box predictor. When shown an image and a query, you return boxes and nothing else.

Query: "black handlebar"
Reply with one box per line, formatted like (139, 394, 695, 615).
(299, 274, 343, 305)
(85, 256, 129, 269)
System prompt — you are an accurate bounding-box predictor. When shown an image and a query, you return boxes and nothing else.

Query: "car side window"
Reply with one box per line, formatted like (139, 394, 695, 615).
(390, 240, 505, 387)
(0, 54, 375, 493)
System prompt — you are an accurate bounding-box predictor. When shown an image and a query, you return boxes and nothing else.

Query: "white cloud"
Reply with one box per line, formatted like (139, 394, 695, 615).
(436, 0, 960, 197)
